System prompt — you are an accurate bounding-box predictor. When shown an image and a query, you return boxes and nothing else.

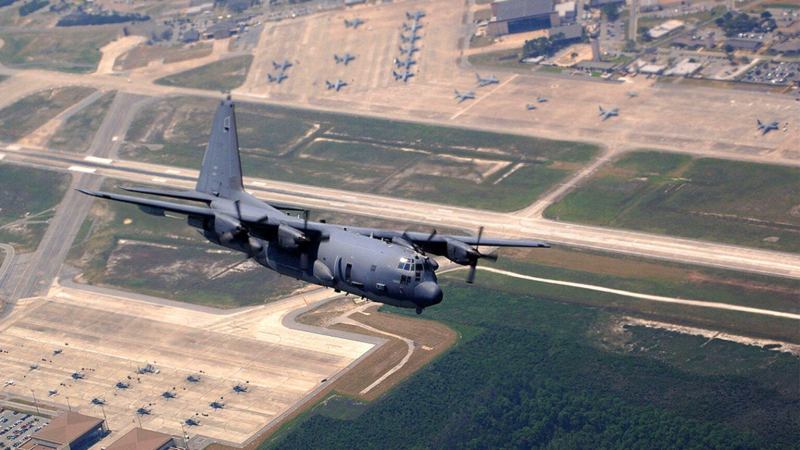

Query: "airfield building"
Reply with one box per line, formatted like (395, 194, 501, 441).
(19, 412, 106, 450)
(487, 0, 560, 36)
(106, 428, 175, 450)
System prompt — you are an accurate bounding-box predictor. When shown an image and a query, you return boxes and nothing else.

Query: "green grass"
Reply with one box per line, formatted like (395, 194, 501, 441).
(154, 55, 253, 92)
(49, 91, 116, 152)
(264, 279, 799, 449)
(480, 246, 800, 342)
(120, 96, 599, 211)
(545, 150, 800, 252)
(0, 164, 70, 251)
(0, 28, 120, 73)
(0, 86, 96, 142)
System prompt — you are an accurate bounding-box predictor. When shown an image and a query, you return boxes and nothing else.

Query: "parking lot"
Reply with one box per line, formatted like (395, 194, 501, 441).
(741, 61, 800, 86)
(0, 409, 48, 450)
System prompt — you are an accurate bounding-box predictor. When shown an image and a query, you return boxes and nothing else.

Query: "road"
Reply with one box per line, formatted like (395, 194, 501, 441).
(2, 144, 799, 280)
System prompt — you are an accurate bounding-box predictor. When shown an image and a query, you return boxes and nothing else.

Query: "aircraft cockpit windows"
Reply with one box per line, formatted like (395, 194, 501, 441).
(397, 257, 415, 271)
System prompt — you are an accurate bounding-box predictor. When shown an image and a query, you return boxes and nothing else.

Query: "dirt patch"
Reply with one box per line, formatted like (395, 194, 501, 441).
(687, 271, 800, 296)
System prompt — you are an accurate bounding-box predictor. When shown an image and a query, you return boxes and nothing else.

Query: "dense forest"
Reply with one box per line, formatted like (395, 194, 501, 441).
(265, 282, 799, 449)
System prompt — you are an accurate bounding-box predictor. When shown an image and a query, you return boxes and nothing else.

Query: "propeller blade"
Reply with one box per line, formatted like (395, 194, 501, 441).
(483, 251, 498, 262)
(426, 228, 438, 243)
(303, 210, 309, 231)
(466, 263, 477, 284)
(476, 226, 484, 247)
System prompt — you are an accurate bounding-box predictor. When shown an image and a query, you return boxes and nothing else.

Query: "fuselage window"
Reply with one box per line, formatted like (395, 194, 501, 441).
(371, 265, 377, 272)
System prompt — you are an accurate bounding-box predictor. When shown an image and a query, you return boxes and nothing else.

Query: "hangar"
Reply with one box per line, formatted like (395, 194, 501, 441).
(19, 412, 106, 450)
(487, 0, 561, 36)
(106, 428, 176, 450)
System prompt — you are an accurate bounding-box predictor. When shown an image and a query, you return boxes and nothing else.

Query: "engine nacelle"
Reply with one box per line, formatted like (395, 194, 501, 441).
(213, 213, 243, 244)
(277, 224, 309, 250)
(445, 239, 477, 265)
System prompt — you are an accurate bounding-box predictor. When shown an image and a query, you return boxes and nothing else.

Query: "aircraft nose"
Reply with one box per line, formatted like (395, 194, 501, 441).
(415, 281, 443, 306)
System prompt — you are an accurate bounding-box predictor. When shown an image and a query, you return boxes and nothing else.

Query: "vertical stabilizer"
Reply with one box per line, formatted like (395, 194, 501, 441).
(196, 97, 243, 198)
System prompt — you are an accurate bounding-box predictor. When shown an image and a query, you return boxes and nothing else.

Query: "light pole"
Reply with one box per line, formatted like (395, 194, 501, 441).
(30, 389, 40, 415)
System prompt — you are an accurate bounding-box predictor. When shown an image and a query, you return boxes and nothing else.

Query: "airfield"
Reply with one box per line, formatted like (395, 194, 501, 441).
(0, 283, 377, 446)
(0, 0, 798, 448)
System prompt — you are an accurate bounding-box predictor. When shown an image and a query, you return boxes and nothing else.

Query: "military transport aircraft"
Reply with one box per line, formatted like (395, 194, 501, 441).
(267, 72, 288, 84)
(344, 18, 364, 28)
(454, 90, 476, 103)
(79, 98, 548, 314)
(394, 57, 416, 70)
(325, 79, 348, 91)
(334, 53, 356, 65)
(399, 44, 420, 56)
(598, 106, 619, 121)
(757, 119, 779, 135)
(475, 73, 499, 87)
(272, 60, 293, 72)
(400, 32, 422, 43)
(406, 10, 426, 21)
(402, 21, 423, 33)
(393, 69, 414, 82)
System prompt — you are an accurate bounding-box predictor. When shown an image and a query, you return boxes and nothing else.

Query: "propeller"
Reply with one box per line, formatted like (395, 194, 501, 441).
(466, 226, 498, 284)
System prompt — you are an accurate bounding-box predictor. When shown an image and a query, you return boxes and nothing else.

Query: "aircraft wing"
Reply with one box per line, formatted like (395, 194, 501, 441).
(344, 227, 549, 254)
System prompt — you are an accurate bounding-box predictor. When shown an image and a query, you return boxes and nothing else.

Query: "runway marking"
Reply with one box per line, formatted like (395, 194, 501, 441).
(449, 74, 518, 120)
(0, 153, 5, 161)
(151, 177, 167, 183)
(84, 156, 113, 165)
(68, 165, 96, 174)
(479, 267, 800, 320)
(165, 169, 181, 175)
(251, 181, 267, 187)
(6, 144, 20, 151)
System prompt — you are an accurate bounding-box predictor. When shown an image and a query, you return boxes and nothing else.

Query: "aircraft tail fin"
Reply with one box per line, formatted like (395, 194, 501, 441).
(196, 97, 244, 199)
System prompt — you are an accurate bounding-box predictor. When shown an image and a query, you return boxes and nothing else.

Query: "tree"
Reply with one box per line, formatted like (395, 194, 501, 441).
(602, 3, 620, 22)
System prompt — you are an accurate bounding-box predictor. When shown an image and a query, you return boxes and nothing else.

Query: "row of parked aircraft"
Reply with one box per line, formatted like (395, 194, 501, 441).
(267, 59, 293, 84)
(393, 10, 425, 83)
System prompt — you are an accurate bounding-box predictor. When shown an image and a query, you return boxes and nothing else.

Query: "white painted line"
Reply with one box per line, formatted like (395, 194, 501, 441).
(68, 165, 96, 174)
(151, 177, 167, 183)
(6, 144, 20, 151)
(165, 169, 181, 175)
(111, 136, 119, 142)
(84, 156, 113, 165)
(437, 208, 453, 213)
(251, 181, 266, 187)
(0, 153, 5, 161)
(327, 201, 346, 207)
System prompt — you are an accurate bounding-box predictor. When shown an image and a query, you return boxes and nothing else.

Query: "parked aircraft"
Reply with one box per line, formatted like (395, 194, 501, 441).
(598, 106, 619, 120)
(394, 57, 416, 70)
(79, 97, 548, 314)
(399, 44, 420, 55)
(393, 70, 414, 82)
(757, 119, 779, 135)
(475, 73, 499, 87)
(334, 53, 356, 65)
(325, 79, 348, 91)
(402, 21, 423, 33)
(406, 10, 426, 21)
(400, 32, 421, 43)
(344, 18, 364, 28)
(454, 90, 476, 103)
(267, 72, 288, 84)
(526, 104, 537, 110)
(272, 60, 292, 72)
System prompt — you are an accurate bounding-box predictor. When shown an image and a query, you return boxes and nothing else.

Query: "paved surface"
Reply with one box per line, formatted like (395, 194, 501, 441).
(0, 283, 375, 447)
(2, 144, 798, 280)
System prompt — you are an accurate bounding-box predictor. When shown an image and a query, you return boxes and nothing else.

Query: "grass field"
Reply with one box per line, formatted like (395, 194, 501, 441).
(545, 151, 800, 253)
(0, 86, 96, 142)
(0, 164, 70, 252)
(482, 246, 800, 342)
(0, 28, 121, 73)
(121, 96, 598, 211)
(49, 91, 116, 152)
(154, 55, 253, 92)
(264, 277, 799, 449)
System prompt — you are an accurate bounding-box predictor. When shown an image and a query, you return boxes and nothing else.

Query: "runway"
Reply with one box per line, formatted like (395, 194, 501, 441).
(2, 144, 799, 280)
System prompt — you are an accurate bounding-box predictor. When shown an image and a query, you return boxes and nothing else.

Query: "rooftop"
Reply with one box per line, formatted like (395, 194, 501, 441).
(31, 412, 104, 446)
(106, 428, 174, 450)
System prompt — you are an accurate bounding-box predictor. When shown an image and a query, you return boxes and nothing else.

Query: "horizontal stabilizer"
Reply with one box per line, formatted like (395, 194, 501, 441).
(120, 186, 216, 203)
